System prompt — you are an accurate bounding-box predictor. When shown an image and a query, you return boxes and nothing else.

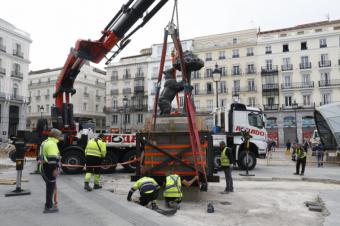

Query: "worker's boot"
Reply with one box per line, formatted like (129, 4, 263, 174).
(93, 184, 102, 189)
(84, 182, 93, 191)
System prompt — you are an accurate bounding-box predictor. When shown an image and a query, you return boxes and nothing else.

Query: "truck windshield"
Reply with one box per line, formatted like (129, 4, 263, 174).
(248, 112, 263, 129)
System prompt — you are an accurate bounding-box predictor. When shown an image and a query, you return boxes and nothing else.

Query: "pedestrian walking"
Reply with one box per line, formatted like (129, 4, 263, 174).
(286, 139, 291, 152)
(315, 141, 324, 167)
(303, 139, 309, 153)
(293, 143, 307, 176)
(40, 129, 63, 213)
(219, 141, 234, 194)
(84, 134, 107, 191)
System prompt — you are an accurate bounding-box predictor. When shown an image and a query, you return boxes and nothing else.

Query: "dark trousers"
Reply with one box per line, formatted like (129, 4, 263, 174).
(317, 151, 324, 167)
(165, 197, 182, 204)
(296, 158, 306, 174)
(222, 166, 233, 191)
(140, 189, 159, 206)
(42, 163, 56, 209)
(85, 156, 101, 174)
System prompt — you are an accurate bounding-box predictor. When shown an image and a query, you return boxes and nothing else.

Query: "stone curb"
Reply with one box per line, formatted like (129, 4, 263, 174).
(232, 176, 340, 185)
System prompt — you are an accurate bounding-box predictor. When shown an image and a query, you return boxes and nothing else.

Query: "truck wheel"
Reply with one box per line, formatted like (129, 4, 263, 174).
(62, 150, 85, 174)
(100, 152, 118, 174)
(122, 150, 138, 172)
(238, 151, 256, 170)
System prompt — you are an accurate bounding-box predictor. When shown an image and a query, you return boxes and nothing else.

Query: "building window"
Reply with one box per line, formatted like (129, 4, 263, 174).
(267, 97, 275, 106)
(248, 79, 255, 91)
(321, 72, 330, 85)
(319, 38, 327, 48)
(233, 38, 238, 44)
(221, 67, 227, 76)
(303, 95, 311, 106)
(220, 81, 227, 93)
(221, 99, 227, 107)
(232, 65, 240, 75)
(248, 97, 256, 107)
(284, 75, 291, 87)
(205, 68, 212, 78)
(206, 83, 213, 94)
(124, 114, 130, 124)
(37, 105, 40, 113)
(96, 104, 99, 112)
(206, 53, 212, 61)
(247, 64, 255, 74)
(206, 100, 213, 110)
(301, 41, 308, 50)
(13, 84, 18, 97)
(301, 56, 309, 68)
(266, 59, 273, 70)
(194, 100, 200, 111)
(265, 46, 272, 54)
(28, 106, 31, 114)
(284, 116, 295, 127)
(302, 74, 311, 85)
(285, 96, 292, 107)
(83, 103, 87, 111)
(219, 51, 225, 60)
(179, 96, 184, 107)
(137, 114, 143, 124)
(266, 117, 278, 128)
(302, 116, 315, 127)
(232, 49, 239, 58)
(283, 44, 289, 52)
(194, 83, 200, 95)
(112, 115, 118, 124)
(192, 71, 200, 79)
(321, 93, 331, 105)
(246, 47, 254, 56)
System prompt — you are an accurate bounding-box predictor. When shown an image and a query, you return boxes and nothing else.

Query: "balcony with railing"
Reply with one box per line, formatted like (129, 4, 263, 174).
(134, 86, 144, 93)
(103, 106, 120, 114)
(263, 104, 280, 111)
(134, 72, 144, 80)
(111, 75, 118, 81)
(319, 60, 331, 68)
(246, 68, 256, 75)
(123, 88, 131, 94)
(123, 73, 131, 80)
(231, 69, 242, 76)
(130, 105, 148, 112)
(261, 65, 278, 74)
(96, 81, 106, 88)
(83, 92, 90, 97)
(110, 89, 119, 95)
(11, 94, 24, 102)
(0, 44, 6, 52)
(11, 71, 23, 79)
(0, 67, 5, 75)
(319, 80, 340, 87)
(13, 50, 24, 58)
(232, 54, 239, 58)
(262, 84, 279, 96)
(281, 64, 293, 71)
(281, 82, 314, 90)
(232, 88, 240, 96)
(0, 92, 6, 99)
(299, 62, 312, 69)
(246, 52, 254, 57)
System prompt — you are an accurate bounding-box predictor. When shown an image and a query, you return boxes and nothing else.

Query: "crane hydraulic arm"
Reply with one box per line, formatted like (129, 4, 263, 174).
(51, 0, 168, 134)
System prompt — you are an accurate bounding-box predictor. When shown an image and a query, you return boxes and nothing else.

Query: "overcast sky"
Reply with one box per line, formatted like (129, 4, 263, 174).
(2, 0, 340, 71)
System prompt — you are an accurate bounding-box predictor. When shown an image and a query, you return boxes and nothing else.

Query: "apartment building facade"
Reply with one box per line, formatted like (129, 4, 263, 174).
(105, 49, 151, 133)
(27, 63, 107, 132)
(258, 20, 340, 145)
(0, 18, 31, 141)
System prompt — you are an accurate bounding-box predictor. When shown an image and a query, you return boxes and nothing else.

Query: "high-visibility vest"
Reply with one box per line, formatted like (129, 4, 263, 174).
(296, 148, 306, 159)
(85, 139, 106, 158)
(163, 174, 182, 198)
(40, 137, 60, 164)
(220, 147, 230, 167)
(132, 177, 159, 194)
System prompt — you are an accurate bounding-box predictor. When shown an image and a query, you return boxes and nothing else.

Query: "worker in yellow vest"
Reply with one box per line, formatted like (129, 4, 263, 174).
(163, 170, 198, 208)
(127, 176, 160, 209)
(220, 141, 234, 194)
(40, 128, 63, 213)
(84, 134, 106, 191)
(293, 143, 307, 176)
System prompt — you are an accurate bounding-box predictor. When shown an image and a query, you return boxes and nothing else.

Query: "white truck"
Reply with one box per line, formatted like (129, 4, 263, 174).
(212, 103, 267, 170)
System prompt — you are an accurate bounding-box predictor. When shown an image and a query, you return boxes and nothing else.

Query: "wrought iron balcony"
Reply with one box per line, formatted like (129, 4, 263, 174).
(299, 62, 312, 69)
(263, 104, 280, 111)
(123, 88, 131, 94)
(205, 57, 212, 61)
(123, 74, 131, 80)
(11, 71, 23, 79)
(246, 52, 254, 57)
(13, 50, 24, 58)
(111, 75, 118, 81)
(11, 94, 24, 102)
(232, 54, 239, 58)
(281, 82, 314, 89)
(232, 88, 240, 96)
(110, 89, 119, 95)
(318, 60, 331, 68)
(281, 64, 293, 71)
(246, 68, 256, 75)
(232, 69, 241, 76)
(134, 86, 144, 93)
(130, 105, 148, 112)
(261, 65, 278, 74)
(319, 80, 340, 87)
(134, 72, 144, 80)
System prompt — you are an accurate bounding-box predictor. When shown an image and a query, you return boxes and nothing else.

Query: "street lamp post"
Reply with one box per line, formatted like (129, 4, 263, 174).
(212, 64, 222, 108)
(292, 101, 299, 143)
(123, 96, 128, 133)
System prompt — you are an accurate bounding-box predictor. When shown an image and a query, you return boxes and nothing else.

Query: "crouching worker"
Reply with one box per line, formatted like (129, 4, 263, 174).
(127, 177, 160, 209)
(84, 134, 106, 191)
(163, 172, 198, 209)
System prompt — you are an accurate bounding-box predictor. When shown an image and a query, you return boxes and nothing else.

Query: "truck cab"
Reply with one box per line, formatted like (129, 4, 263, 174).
(212, 103, 267, 170)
